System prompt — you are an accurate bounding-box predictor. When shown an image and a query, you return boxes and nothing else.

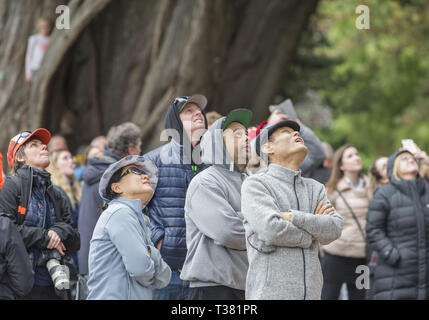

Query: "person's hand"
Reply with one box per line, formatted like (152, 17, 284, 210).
(47, 230, 62, 249)
(26, 75, 32, 83)
(314, 201, 335, 215)
(156, 239, 163, 251)
(281, 211, 293, 222)
(415, 150, 429, 166)
(54, 242, 66, 256)
(295, 118, 302, 126)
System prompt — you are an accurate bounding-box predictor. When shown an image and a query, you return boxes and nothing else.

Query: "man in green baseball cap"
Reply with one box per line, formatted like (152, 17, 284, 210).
(180, 108, 252, 300)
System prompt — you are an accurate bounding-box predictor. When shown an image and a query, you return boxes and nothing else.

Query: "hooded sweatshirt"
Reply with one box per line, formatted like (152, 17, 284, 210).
(241, 164, 343, 300)
(144, 100, 208, 270)
(180, 117, 248, 290)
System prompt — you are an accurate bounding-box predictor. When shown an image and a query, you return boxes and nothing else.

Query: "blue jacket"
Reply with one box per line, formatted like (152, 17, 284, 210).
(87, 197, 171, 300)
(144, 140, 207, 270)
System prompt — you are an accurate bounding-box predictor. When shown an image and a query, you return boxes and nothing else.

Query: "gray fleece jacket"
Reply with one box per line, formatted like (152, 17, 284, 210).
(241, 164, 343, 300)
(180, 117, 248, 290)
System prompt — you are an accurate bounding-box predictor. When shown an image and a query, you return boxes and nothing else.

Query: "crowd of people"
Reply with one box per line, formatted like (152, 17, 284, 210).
(1, 91, 429, 300)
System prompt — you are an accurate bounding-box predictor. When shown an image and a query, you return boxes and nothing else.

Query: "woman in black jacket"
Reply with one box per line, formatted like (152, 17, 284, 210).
(0, 129, 80, 300)
(366, 149, 429, 299)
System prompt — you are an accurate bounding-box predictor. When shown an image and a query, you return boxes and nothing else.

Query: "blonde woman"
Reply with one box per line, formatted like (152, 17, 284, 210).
(322, 144, 370, 300)
(366, 150, 429, 300)
(47, 149, 82, 229)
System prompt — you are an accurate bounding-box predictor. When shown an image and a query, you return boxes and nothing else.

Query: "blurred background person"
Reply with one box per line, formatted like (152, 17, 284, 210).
(368, 156, 389, 200)
(25, 17, 52, 83)
(366, 149, 429, 300)
(205, 111, 223, 129)
(321, 144, 370, 300)
(365, 155, 389, 300)
(309, 141, 334, 185)
(46, 149, 82, 268)
(48, 134, 68, 153)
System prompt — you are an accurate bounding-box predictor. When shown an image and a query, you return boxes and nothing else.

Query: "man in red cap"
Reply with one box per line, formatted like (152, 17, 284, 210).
(0, 128, 80, 300)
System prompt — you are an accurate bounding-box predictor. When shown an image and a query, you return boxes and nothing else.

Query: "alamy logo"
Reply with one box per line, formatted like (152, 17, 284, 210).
(56, 5, 70, 30)
(355, 265, 370, 290)
(355, 5, 370, 30)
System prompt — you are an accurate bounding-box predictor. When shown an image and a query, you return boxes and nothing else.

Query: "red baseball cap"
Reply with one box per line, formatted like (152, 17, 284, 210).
(7, 128, 51, 168)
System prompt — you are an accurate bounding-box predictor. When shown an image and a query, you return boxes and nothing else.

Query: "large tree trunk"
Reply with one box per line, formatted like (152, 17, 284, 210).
(0, 0, 318, 158)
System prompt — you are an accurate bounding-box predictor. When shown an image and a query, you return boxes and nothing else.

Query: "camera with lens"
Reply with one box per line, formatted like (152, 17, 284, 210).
(37, 249, 70, 290)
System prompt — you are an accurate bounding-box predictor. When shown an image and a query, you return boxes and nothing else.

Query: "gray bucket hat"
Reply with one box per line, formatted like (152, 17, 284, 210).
(98, 155, 158, 202)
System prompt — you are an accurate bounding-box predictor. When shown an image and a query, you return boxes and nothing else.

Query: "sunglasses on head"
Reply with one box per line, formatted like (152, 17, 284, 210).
(11, 131, 32, 156)
(120, 166, 147, 179)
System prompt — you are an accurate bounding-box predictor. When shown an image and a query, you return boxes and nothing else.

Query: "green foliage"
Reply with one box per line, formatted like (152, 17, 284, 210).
(283, 0, 429, 167)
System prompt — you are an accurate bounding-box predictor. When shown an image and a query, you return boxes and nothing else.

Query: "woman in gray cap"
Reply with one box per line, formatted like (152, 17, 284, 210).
(86, 155, 171, 300)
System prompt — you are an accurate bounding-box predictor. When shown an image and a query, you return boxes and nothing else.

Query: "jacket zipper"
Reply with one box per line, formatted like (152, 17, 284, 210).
(293, 175, 306, 300)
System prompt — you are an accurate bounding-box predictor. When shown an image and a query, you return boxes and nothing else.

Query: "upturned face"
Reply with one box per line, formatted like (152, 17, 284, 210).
(266, 126, 307, 160)
(223, 122, 250, 166)
(397, 152, 419, 179)
(267, 110, 288, 125)
(179, 103, 205, 137)
(111, 164, 154, 202)
(340, 147, 362, 174)
(56, 150, 75, 178)
(375, 156, 388, 180)
(18, 138, 50, 170)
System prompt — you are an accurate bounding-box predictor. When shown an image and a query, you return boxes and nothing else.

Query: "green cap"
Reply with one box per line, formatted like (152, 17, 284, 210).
(222, 108, 253, 131)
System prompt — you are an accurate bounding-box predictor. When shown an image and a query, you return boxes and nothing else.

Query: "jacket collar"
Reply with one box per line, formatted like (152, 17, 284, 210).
(111, 197, 144, 214)
(268, 163, 301, 183)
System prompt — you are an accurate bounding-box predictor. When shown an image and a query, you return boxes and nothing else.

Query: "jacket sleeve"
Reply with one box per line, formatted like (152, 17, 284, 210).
(106, 209, 157, 287)
(366, 190, 400, 266)
(241, 178, 313, 248)
(299, 124, 326, 177)
(1, 217, 34, 297)
(0, 177, 50, 249)
(48, 187, 80, 254)
(186, 179, 246, 250)
(147, 245, 171, 289)
(290, 186, 343, 245)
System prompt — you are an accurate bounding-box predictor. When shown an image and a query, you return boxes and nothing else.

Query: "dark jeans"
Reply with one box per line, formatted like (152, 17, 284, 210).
(152, 270, 189, 300)
(321, 281, 366, 300)
(188, 286, 245, 300)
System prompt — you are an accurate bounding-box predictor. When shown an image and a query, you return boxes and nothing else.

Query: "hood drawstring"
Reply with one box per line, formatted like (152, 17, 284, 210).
(229, 162, 234, 172)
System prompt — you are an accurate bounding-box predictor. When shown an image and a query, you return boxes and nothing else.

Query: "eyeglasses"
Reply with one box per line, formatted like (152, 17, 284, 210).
(120, 166, 147, 179)
(399, 156, 417, 163)
(11, 131, 32, 156)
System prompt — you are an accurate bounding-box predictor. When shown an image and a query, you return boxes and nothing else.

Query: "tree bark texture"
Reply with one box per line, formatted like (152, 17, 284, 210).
(0, 0, 318, 157)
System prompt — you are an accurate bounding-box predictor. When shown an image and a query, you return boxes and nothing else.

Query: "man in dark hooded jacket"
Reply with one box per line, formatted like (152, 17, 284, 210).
(144, 95, 208, 300)
(78, 122, 142, 278)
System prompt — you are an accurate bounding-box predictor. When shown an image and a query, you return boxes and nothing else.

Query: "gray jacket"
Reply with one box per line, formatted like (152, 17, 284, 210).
(180, 117, 248, 290)
(241, 164, 343, 300)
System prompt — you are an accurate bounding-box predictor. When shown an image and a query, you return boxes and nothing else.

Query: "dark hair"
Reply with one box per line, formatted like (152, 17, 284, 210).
(101, 169, 124, 210)
(106, 122, 142, 158)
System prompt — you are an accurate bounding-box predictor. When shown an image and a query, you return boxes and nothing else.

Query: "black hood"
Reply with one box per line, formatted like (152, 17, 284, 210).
(164, 99, 208, 146)
(82, 158, 114, 186)
(387, 149, 414, 182)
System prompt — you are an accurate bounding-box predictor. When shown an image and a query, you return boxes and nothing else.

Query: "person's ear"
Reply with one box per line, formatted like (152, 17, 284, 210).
(261, 142, 273, 155)
(111, 182, 122, 195)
